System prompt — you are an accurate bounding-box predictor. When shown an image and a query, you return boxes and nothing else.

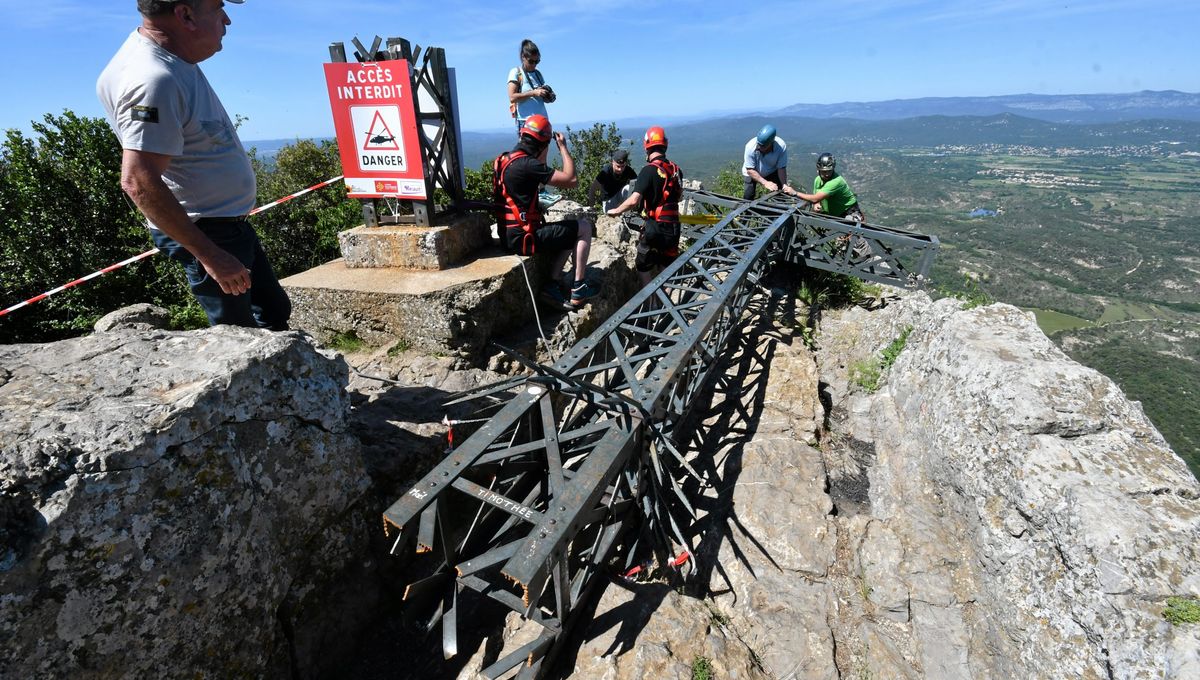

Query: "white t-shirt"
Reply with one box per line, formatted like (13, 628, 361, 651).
(97, 29, 255, 228)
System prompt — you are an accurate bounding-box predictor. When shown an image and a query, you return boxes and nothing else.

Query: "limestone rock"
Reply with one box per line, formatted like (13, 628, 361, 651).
(816, 292, 1200, 678)
(93, 303, 171, 332)
(0, 327, 369, 679)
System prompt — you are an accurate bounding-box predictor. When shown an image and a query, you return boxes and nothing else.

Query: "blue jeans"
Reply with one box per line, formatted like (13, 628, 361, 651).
(152, 219, 291, 331)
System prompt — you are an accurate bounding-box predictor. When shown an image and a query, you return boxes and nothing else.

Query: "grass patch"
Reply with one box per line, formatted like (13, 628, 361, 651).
(851, 326, 913, 393)
(1097, 301, 1161, 324)
(327, 330, 366, 353)
(1028, 308, 1094, 334)
(691, 655, 714, 680)
(387, 337, 412, 356)
(1164, 596, 1200, 625)
(168, 301, 210, 330)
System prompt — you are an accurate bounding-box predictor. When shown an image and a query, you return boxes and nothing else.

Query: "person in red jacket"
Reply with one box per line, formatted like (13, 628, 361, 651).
(494, 114, 598, 307)
(607, 126, 683, 285)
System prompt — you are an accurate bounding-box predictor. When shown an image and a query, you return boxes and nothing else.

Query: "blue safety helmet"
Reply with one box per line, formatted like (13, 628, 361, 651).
(756, 124, 777, 146)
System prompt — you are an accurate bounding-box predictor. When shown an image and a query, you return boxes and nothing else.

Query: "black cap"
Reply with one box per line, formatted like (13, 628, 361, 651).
(611, 149, 629, 162)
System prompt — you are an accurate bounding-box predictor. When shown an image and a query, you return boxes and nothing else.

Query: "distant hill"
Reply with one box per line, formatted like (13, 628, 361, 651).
(776, 91, 1200, 124)
(251, 91, 1200, 181)
(641, 113, 1200, 182)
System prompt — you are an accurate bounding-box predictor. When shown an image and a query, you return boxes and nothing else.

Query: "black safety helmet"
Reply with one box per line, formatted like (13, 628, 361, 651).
(816, 152, 836, 172)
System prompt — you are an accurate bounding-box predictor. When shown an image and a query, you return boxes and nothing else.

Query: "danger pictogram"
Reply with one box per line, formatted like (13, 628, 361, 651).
(350, 105, 407, 172)
(362, 111, 400, 151)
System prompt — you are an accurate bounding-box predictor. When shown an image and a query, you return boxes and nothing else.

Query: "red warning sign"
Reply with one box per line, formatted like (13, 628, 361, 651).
(324, 61, 426, 199)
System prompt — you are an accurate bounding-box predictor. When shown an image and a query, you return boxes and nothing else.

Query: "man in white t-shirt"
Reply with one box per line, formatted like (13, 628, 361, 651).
(96, 0, 290, 330)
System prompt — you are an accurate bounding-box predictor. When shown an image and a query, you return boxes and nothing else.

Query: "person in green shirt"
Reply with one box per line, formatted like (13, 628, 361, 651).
(796, 152, 864, 221)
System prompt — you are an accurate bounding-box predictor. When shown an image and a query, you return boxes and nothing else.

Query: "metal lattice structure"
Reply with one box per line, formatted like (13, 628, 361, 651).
(382, 191, 938, 677)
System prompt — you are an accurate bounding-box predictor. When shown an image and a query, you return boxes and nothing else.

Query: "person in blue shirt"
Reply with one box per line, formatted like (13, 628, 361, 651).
(507, 39, 555, 133)
(742, 124, 799, 200)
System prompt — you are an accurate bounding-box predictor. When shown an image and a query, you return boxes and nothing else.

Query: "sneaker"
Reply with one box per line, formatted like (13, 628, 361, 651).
(570, 280, 600, 307)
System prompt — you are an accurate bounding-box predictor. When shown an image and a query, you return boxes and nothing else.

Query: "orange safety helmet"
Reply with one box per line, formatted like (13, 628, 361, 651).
(643, 126, 668, 151)
(520, 114, 552, 143)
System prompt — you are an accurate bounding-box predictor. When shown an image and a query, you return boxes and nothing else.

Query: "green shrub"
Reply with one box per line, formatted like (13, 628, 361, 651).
(691, 655, 714, 680)
(0, 111, 194, 343)
(798, 268, 868, 309)
(559, 122, 624, 206)
(248, 138, 360, 278)
(1164, 596, 1200, 625)
(327, 330, 365, 353)
(851, 325, 913, 393)
(711, 161, 745, 198)
(880, 325, 913, 370)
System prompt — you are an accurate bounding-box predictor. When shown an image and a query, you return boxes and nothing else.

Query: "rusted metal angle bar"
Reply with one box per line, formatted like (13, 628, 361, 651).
(479, 631, 557, 680)
(455, 540, 520, 577)
(499, 426, 641, 607)
(384, 388, 542, 532)
(474, 421, 610, 465)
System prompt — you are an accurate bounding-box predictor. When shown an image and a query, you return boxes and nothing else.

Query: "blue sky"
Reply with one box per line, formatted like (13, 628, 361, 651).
(0, 0, 1196, 141)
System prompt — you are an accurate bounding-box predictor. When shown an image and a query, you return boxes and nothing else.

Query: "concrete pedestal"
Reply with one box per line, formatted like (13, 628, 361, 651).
(337, 212, 492, 270)
(281, 247, 536, 357)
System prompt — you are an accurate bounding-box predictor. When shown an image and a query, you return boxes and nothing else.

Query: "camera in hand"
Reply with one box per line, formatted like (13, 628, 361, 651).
(541, 85, 556, 103)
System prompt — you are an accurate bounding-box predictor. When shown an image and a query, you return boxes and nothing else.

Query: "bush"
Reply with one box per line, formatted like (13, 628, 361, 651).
(0, 111, 195, 343)
(248, 139, 360, 278)
(1164, 596, 1200, 625)
(711, 161, 746, 198)
(559, 122, 624, 206)
(797, 268, 869, 309)
(0, 113, 365, 344)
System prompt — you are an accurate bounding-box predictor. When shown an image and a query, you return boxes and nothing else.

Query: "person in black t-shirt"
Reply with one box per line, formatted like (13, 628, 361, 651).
(586, 148, 637, 211)
(494, 114, 598, 308)
(606, 126, 683, 285)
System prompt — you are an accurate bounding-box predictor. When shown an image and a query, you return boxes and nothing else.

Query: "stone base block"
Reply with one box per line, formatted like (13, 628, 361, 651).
(281, 248, 537, 357)
(337, 212, 492, 270)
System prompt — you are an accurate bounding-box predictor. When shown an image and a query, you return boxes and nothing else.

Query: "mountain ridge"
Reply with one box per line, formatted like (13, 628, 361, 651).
(775, 89, 1200, 123)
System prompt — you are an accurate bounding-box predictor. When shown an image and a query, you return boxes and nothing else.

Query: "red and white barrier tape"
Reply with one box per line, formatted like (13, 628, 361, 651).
(249, 175, 343, 215)
(0, 175, 344, 319)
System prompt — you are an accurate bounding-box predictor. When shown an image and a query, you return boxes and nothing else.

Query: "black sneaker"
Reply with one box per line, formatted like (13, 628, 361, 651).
(570, 280, 600, 307)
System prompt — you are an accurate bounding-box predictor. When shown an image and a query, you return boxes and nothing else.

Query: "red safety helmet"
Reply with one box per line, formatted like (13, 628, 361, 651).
(520, 114, 552, 143)
(643, 126, 668, 151)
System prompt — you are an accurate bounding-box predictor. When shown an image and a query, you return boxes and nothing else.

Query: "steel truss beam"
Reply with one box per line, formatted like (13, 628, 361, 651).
(686, 188, 940, 288)
(382, 190, 938, 677)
